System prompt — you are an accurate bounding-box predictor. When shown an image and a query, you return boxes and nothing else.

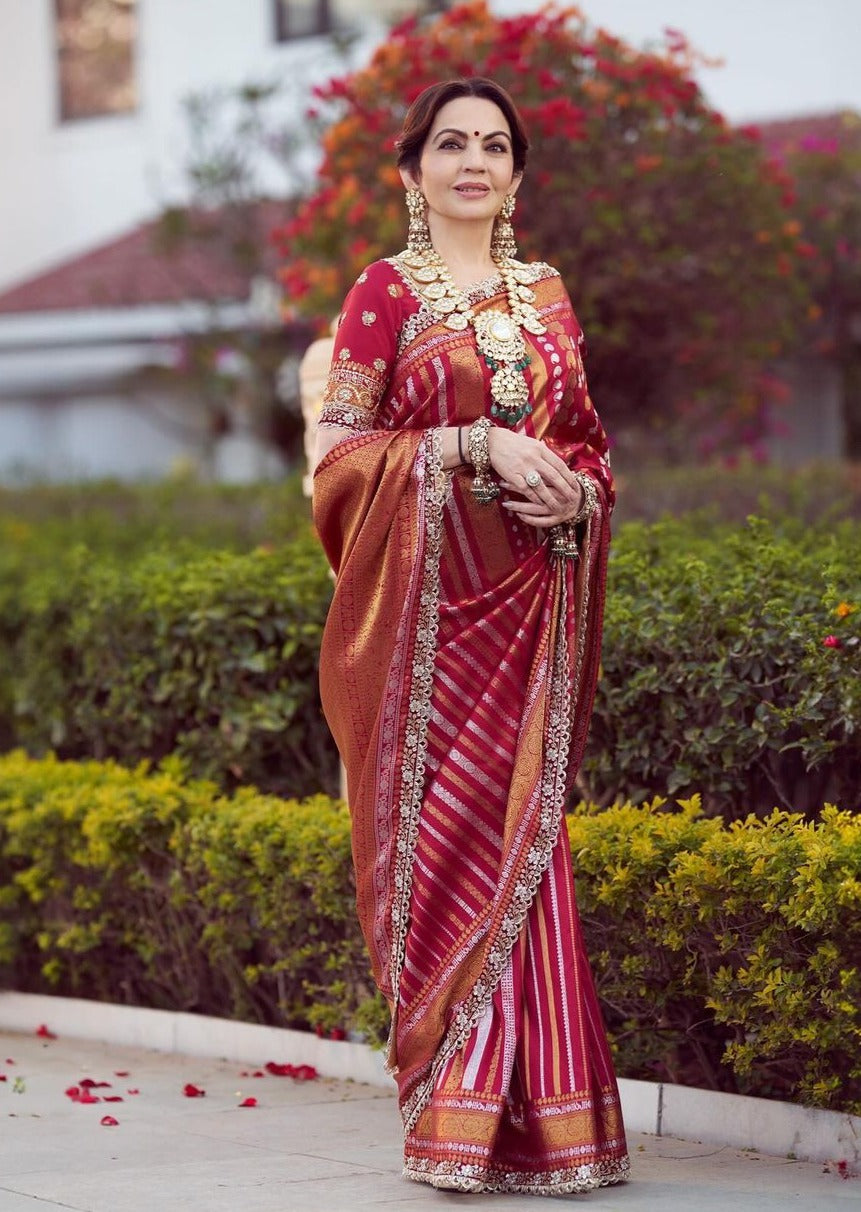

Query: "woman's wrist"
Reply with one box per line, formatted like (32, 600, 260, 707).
(568, 471, 598, 524)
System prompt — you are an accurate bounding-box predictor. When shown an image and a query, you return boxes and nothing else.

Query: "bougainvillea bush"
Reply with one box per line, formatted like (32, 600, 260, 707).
(766, 111, 861, 455)
(276, 1, 808, 454)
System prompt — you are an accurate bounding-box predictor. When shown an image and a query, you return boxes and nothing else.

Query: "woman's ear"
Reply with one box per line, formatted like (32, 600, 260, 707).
(399, 166, 421, 192)
(508, 171, 524, 197)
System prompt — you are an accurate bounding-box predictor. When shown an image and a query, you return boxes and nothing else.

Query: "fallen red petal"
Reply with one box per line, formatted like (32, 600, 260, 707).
(264, 1061, 318, 1081)
(36, 1024, 57, 1039)
(65, 1086, 81, 1099)
(100, 1115, 119, 1127)
(252, 1070, 265, 1078)
(78, 1094, 100, 1104)
(238, 1097, 258, 1107)
(5, 1058, 15, 1064)
(114, 1070, 130, 1077)
(127, 1088, 140, 1095)
(103, 1096, 124, 1102)
(183, 1083, 206, 1097)
(0, 1075, 6, 1082)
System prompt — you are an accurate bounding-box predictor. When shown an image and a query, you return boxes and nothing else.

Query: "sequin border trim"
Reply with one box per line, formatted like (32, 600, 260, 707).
(384, 427, 446, 1068)
(404, 1152, 630, 1194)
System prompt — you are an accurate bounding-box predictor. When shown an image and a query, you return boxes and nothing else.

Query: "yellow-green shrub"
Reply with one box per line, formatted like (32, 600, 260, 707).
(1, 752, 859, 1113)
(568, 797, 861, 1112)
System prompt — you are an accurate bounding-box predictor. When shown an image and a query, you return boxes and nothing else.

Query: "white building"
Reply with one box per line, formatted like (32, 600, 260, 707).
(0, 0, 446, 481)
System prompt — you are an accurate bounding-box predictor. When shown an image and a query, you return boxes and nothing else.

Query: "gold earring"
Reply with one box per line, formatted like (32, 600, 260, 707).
(406, 189, 432, 255)
(491, 193, 518, 261)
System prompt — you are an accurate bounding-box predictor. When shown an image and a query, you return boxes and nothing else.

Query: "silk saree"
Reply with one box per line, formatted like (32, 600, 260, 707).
(313, 254, 629, 1195)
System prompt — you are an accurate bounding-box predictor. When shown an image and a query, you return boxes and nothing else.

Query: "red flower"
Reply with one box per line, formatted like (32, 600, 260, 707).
(100, 1115, 119, 1127)
(183, 1083, 206, 1098)
(822, 635, 843, 649)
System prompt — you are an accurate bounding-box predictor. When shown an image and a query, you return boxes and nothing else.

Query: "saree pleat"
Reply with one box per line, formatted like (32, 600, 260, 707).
(314, 255, 630, 1194)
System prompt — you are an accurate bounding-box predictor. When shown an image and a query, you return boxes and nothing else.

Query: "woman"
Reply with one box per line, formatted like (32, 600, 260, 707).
(312, 77, 629, 1195)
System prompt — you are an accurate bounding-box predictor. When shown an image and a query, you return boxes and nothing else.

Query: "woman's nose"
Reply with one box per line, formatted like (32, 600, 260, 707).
(463, 143, 488, 170)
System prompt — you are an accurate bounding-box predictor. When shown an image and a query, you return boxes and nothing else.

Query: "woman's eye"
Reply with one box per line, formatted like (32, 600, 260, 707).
(439, 139, 463, 150)
(487, 142, 508, 153)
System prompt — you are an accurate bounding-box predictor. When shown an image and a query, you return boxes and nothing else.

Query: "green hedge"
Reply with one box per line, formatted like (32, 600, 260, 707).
(583, 515, 861, 816)
(1, 482, 859, 814)
(5, 535, 338, 799)
(1, 752, 858, 1113)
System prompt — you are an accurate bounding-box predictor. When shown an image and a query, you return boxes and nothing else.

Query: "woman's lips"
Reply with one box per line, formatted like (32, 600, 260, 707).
(454, 184, 490, 194)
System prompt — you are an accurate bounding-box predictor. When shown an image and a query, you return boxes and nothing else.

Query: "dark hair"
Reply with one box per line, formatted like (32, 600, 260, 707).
(396, 77, 529, 176)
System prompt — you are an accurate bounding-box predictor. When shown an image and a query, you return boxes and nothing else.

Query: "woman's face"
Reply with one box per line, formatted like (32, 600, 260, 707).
(401, 95, 521, 229)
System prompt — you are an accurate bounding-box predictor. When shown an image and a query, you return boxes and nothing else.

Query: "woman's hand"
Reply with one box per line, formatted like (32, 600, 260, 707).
(487, 428, 584, 529)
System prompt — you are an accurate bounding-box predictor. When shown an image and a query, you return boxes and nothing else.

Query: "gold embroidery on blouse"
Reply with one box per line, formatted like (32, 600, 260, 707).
(318, 358, 388, 430)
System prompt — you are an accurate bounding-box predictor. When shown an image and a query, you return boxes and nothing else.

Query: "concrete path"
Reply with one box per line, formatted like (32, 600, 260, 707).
(0, 1031, 856, 1211)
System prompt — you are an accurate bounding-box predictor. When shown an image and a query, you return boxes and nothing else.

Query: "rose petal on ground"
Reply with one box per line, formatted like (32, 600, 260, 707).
(183, 1083, 206, 1097)
(127, 1088, 140, 1095)
(100, 1115, 119, 1127)
(36, 1024, 57, 1039)
(103, 1096, 124, 1102)
(238, 1097, 258, 1107)
(114, 1070, 130, 1077)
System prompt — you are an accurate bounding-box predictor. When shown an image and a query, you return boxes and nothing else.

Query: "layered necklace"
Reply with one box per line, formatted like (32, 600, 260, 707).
(396, 249, 546, 426)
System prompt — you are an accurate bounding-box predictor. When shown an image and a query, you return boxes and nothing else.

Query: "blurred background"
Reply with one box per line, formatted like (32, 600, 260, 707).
(0, 0, 859, 483)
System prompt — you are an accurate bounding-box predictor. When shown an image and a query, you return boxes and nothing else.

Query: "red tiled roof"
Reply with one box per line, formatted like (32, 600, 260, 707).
(0, 200, 290, 316)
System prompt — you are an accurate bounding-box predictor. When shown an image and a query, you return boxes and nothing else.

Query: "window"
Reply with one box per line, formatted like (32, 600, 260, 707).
(55, 0, 137, 122)
(273, 0, 334, 41)
(273, 1, 449, 42)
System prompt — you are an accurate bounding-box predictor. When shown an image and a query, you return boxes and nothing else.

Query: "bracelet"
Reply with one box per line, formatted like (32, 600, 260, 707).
(466, 418, 499, 504)
(457, 426, 465, 465)
(570, 471, 598, 524)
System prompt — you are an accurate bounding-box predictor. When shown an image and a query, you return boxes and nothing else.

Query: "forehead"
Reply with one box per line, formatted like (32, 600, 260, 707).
(428, 95, 511, 139)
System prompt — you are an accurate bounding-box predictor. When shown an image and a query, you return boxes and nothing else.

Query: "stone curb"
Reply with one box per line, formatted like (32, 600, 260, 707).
(2, 991, 858, 1169)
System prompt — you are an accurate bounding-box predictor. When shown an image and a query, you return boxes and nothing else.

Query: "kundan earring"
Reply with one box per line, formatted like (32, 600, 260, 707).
(406, 189, 432, 255)
(491, 193, 518, 261)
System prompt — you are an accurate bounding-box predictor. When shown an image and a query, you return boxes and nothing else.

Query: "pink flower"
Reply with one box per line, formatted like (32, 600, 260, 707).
(822, 635, 842, 649)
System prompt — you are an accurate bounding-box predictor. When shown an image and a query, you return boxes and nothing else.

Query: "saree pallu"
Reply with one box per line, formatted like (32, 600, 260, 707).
(314, 256, 629, 1194)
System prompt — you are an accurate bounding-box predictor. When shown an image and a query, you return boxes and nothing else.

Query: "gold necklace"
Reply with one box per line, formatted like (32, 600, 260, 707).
(396, 249, 546, 426)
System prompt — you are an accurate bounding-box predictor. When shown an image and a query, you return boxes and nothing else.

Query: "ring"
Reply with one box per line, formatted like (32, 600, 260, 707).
(525, 469, 543, 488)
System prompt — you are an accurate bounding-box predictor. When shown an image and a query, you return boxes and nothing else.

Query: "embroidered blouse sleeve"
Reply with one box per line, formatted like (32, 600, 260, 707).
(318, 262, 401, 431)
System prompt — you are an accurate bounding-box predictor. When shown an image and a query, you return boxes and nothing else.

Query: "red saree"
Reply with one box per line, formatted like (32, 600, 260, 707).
(313, 254, 629, 1194)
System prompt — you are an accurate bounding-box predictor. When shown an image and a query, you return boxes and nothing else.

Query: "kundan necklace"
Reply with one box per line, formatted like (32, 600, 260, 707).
(396, 249, 546, 426)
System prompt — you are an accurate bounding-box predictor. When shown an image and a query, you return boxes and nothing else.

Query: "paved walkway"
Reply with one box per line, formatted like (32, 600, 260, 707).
(0, 1031, 856, 1210)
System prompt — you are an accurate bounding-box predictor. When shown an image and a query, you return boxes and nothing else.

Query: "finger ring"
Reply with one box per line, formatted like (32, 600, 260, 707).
(525, 469, 543, 488)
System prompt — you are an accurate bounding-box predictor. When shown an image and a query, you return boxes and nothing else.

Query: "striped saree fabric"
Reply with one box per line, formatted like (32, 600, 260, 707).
(313, 255, 629, 1194)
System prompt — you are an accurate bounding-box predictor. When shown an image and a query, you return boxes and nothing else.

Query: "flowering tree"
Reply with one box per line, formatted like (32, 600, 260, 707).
(768, 113, 861, 456)
(275, 1, 809, 455)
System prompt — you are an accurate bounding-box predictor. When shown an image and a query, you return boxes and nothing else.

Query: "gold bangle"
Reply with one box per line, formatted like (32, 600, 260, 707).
(467, 418, 499, 504)
(570, 471, 598, 524)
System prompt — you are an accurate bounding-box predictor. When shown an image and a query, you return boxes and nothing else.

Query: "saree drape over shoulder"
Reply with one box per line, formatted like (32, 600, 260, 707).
(313, 255, 629, 1195)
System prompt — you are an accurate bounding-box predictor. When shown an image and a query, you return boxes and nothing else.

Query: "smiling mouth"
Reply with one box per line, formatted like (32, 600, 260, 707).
(454, 185, 490, 194)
